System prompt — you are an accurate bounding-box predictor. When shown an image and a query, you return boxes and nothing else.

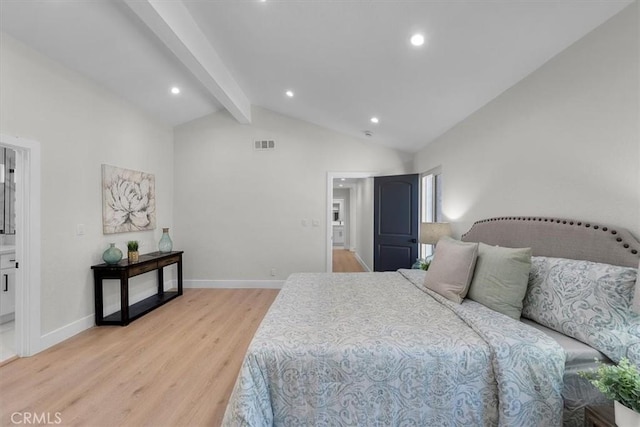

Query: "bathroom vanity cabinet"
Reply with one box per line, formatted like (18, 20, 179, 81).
(333, 225, 345, 245)
(0, 251, 16, 323)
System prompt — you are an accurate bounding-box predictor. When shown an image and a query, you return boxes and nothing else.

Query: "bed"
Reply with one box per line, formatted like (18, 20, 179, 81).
(223, 217, 640, 427)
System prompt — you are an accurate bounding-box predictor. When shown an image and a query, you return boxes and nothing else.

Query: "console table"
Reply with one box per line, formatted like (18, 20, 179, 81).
(91, 251, 183, 326)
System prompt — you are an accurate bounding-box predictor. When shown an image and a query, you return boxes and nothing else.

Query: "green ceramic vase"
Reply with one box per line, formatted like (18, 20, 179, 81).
(158, 228, 173, 253)
(102, 243, 123, 265)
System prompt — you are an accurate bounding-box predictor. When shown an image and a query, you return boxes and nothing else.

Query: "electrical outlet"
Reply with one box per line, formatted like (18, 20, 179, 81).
(76, 224, 85, 236)
(270, 268, 277, 277)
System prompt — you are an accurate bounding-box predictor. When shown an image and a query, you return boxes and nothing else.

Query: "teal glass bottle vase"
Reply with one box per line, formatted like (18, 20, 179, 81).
(102, 243, 123, 265)
(159, 228, 173, 253)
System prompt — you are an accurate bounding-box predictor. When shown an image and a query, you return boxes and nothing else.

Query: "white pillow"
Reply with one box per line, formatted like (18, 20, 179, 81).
(423, 236, 478, 304)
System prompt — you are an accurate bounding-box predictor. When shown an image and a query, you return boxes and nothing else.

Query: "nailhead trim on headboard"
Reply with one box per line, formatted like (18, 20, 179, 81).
(462, 216, 640, 257)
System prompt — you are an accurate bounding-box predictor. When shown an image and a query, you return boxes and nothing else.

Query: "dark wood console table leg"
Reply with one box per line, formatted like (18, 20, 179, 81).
(157, 267, 164, 296)
(177, 255, 183, 295)
(120, 272, 130, 325)
(94, 276, 104, 325)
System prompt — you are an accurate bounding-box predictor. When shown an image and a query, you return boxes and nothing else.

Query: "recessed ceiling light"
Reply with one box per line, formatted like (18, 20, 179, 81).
(339, 184, 343, 187)
(410, 33, 425, 47)
(341, 178, 346, 181)
(285, 90, 294, 98)
(170, 87, 180, 95)
(370, 117, 379, 124)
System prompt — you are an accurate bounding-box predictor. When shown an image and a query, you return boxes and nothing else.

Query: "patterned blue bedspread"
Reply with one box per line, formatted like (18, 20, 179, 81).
(223, 270, 565, 426)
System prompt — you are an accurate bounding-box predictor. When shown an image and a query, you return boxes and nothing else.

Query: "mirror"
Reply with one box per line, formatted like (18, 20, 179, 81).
(0, 147, 16, 235)
(332, 199, 344, 224)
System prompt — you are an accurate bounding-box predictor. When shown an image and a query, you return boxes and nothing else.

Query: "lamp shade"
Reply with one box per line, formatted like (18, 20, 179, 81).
(420, 222, 452, 245)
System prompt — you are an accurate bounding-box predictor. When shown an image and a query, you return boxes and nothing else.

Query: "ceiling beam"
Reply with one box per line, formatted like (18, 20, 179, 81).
(123, 0, 251, 124)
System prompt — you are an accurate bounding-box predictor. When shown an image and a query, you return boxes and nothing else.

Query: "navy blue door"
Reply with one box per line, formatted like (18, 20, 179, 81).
(374, 174, 419, 271)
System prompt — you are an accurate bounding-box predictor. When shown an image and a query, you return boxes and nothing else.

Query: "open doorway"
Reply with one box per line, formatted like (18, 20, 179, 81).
(331, 193, 363, 272)
(326, 172, 376, 273)
(0, 134, 42, 362)
(0, 146, 18, 362)
(331, 198, 346, 248)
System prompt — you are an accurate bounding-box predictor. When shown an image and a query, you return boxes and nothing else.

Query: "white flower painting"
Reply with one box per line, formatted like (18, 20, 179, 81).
(102, 165, 156, 234)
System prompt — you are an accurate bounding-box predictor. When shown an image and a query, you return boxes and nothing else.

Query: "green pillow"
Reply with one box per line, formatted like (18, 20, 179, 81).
(467, 243, 532, 320)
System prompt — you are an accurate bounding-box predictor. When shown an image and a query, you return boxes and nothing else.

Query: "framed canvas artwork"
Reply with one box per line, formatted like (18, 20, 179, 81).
(102, 164, 156, 234)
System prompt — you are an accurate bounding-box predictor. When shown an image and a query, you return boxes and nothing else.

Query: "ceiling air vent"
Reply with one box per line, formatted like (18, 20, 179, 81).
(254, 140, 276, 151)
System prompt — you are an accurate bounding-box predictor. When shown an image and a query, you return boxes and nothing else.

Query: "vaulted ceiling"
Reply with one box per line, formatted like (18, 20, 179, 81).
(0, 0, 632, 153)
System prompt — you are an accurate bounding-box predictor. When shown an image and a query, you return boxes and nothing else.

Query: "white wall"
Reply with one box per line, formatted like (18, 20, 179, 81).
(173, 107, 408, 283)
(0, 34, 175, 343)
(414, 3, 639, 239)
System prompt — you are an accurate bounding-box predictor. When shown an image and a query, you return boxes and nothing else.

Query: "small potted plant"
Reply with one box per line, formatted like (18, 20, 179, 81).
(127, 240, 139, 263)
(411, 257, 432, 270)
(579, 358, 640, 427)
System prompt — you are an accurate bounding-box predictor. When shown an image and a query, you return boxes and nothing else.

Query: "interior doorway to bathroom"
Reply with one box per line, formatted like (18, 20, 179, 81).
(332, 198, 346, 248)
(327, 172, 375, 273)
(331, 191, 365, 272)
(0, 145, 18, 363)
(0, 134, 42, 363)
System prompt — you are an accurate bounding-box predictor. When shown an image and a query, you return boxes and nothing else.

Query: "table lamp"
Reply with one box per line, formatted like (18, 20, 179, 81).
(420, 222, 452, 246)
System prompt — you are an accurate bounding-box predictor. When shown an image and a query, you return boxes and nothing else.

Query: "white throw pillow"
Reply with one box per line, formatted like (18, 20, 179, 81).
(423, 236, 479, 304)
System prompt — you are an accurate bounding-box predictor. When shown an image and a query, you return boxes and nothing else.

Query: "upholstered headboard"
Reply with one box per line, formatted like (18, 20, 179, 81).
(461, 216, 640, 268)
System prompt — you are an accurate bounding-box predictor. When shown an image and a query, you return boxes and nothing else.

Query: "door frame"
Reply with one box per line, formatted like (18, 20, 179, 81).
(0, 134, 42, 357)
(326, 171, 376, 272)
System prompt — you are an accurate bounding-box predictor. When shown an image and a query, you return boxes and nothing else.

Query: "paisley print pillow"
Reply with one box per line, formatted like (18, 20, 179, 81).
(522, 257, 639, 365)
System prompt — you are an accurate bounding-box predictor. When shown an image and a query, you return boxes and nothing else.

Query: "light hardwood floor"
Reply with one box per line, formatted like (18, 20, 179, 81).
(332, 249, 366, 272)
(0, 288, 279, 427)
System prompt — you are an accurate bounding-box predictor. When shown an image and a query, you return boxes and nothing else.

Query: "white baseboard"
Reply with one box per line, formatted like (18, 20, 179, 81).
(0, 312, 15, 324)
(39, 314, 94, 352)
(184, 279, 284, 289)
(37, 280, 176, 354)
(354, 252, 372, 272)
